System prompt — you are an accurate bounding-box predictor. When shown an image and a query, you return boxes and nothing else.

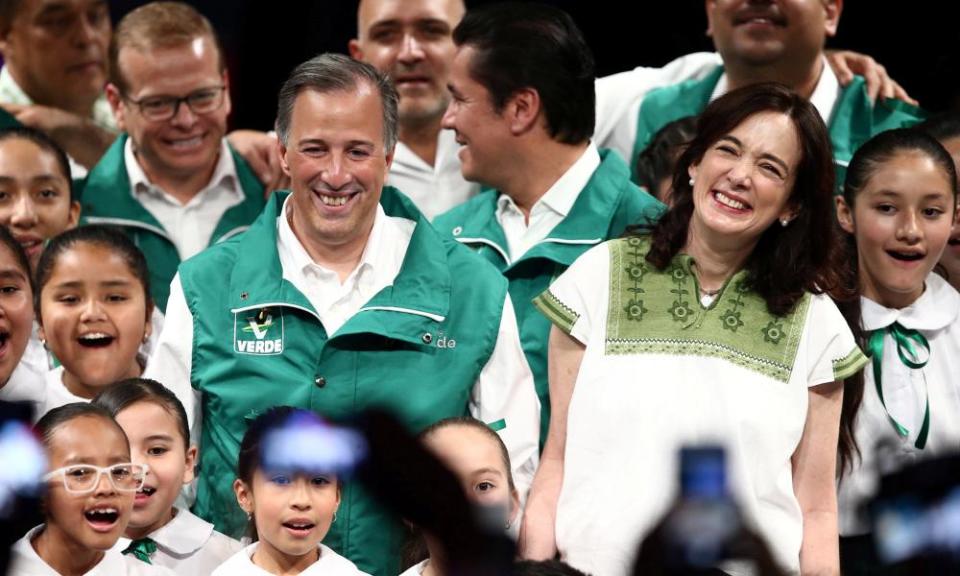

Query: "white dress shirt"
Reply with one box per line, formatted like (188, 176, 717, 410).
(495, 142, 600, 262)
(839, 273, 960, 535)
(9, 526, 174, 576)
(113, 507, 242, 574)
(387, 129, 480, 220)
(277, 196, 415, 335)
(125, 138, 245, 261)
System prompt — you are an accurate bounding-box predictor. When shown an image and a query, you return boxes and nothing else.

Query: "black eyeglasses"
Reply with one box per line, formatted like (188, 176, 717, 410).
(124, 86, 227, 122)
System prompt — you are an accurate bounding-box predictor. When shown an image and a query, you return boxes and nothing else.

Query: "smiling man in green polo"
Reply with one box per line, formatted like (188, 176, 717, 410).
(76, 2, 265, 312)
(434, 4, 663, 445)
(146, 53, 539, 576)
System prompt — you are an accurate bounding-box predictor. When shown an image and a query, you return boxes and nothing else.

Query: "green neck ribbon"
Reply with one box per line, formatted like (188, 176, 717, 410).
(867, 322, 930, 450)
(121, 537, 157, 564)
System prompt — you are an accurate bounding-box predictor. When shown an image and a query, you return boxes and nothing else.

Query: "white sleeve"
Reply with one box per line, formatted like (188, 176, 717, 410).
(144, 274, 200, 435)
(803, 293, 868, 387)
(533, 242, 610, 346)
(470, 295, 540, 502)
(594, 51, 723, 163)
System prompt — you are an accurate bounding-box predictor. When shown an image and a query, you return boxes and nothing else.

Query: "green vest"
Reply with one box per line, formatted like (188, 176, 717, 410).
(179, 189, 508, 576)
(434, 150, 664, 444)
(631, 65, 926, 191)
(76, 134, 266, 311)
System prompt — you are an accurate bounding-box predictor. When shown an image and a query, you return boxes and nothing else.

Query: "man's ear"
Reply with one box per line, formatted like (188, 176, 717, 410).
(105, 84, 127, 132)
(705, 0, 717, 38)
(347, 39, 363, 60)
(835, 195, 855, 234)
(277, 129, 291, 177)
(824, 0, 843, 38)
(505, 88, 541, 136)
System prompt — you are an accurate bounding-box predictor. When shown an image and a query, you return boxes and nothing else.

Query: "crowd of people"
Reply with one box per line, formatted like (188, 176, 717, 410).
(0, 0, 957, 575)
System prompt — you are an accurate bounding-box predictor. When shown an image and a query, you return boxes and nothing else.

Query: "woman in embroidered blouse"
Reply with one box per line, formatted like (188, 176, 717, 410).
(518, 83, 867, 576)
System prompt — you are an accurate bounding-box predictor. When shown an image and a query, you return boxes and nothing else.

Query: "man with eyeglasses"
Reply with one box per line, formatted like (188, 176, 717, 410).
(77, 1, 265, 312)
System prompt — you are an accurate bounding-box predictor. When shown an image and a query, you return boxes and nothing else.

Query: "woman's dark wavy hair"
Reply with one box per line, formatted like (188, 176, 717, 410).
(641, 82, 847, 316)
(836, 128, 958, 477)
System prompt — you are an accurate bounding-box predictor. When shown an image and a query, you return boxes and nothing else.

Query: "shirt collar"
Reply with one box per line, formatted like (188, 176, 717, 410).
(128, 508, 215, 556)
(125, 137, 240, 204)
(496, 141, 601, 219)
(862, 273, 960, 332)
(710, 56, 840, 122)
(277, 193, 390, 281)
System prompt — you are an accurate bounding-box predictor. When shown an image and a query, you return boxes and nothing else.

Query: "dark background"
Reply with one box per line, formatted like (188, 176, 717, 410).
(112, 1, 960, 131)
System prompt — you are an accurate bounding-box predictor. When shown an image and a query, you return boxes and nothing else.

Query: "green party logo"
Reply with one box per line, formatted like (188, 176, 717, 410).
(234, 308, 284, 355)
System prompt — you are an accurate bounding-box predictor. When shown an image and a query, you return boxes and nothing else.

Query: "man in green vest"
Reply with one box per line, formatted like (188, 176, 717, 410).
(76, 2, 265, 312)
(145, 53, 539, 576)
(595, 0, 923, 189)
(434, 3, 663, 446)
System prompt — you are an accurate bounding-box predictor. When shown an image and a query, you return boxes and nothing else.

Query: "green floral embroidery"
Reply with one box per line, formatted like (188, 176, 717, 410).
(720, 309, 745, 331)
(606, 238, 810, 383)
(625, 299, 649, 321)
(625, 262, 647, 282)
(718, 280, 747, 332)
(761, 320, 785, 345)
(667, 262, 694, 325)
(669, 300, 695, 322)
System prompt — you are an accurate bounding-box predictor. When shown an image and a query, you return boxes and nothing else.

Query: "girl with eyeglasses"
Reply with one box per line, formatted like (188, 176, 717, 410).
(8, 402, 174, 575)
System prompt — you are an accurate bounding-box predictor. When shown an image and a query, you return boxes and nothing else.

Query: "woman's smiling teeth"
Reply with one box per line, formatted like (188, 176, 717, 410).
(714, 190, 750, 210)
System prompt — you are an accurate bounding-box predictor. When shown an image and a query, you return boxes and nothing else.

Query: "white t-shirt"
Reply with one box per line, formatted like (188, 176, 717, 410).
(536, 238, 865, 576)
(9, 525, 174, 576)
(387, 130, 480, 221)
(112, 507, 241, 574)
(838, 273, 960, 535)
(212, 542, 371, 576)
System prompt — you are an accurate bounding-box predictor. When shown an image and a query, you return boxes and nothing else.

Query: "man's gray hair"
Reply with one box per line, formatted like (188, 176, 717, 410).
(276, 53, 399, 150)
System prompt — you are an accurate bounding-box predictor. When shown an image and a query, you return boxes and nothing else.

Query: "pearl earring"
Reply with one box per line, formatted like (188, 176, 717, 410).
(780, 218, 790, 227)
(689, 177, 695, 186)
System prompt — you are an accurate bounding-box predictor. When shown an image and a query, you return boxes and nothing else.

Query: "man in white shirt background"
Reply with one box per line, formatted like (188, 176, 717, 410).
(348, 0, 479, 220)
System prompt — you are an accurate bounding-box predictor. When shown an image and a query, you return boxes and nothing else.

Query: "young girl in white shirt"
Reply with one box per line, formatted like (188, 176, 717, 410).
(93, 378, 241, 572)
(33, 226, 153, 418)
(399, 417, 520, 576)
(8, 402, 173, 576)
(213, 406, 370, 576)
(835, 128, 960, 574)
